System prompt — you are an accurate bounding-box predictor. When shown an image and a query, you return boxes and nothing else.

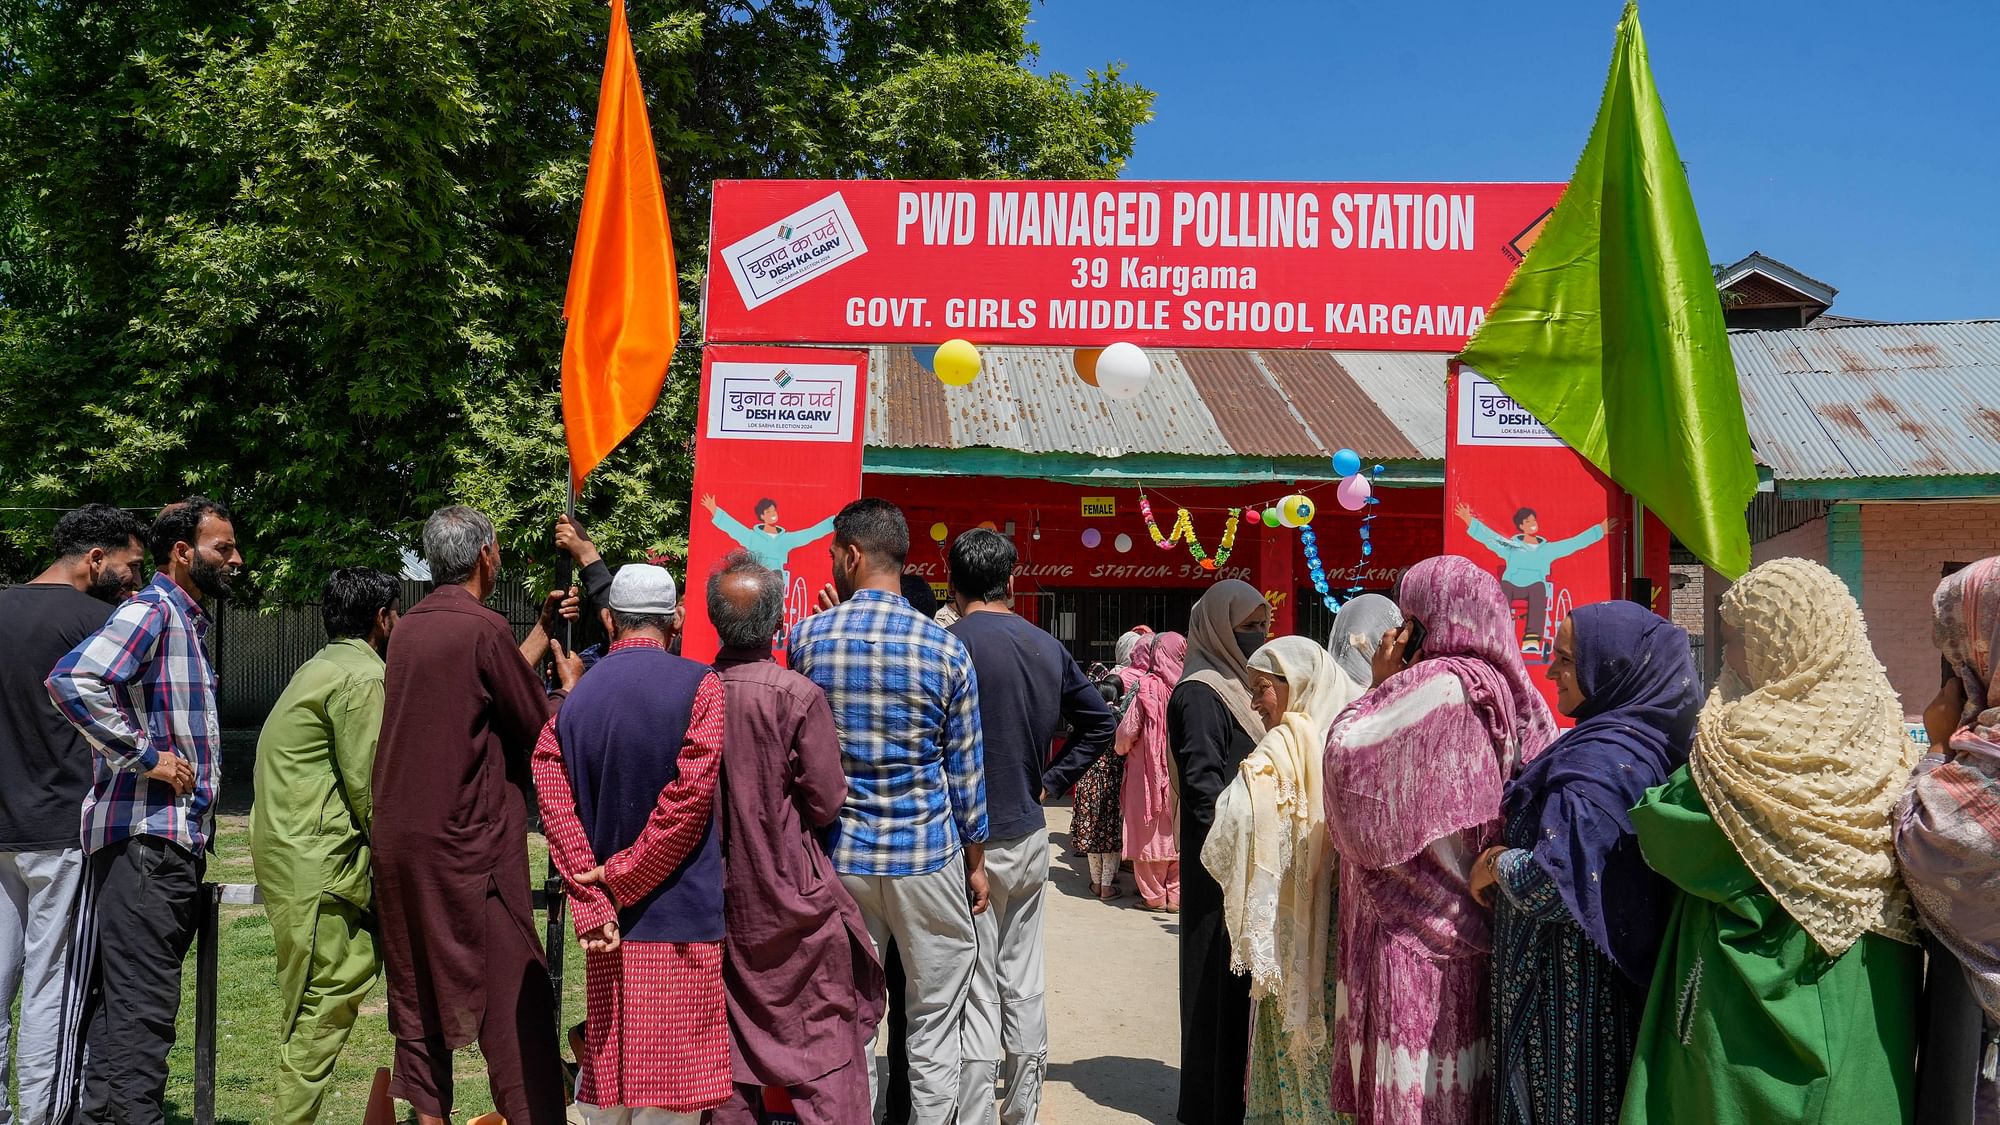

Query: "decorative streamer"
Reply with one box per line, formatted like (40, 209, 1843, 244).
(1140, 491, 1240, 569)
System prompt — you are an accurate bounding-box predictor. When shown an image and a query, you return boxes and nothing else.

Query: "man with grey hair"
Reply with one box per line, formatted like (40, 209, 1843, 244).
(704, 552, 882, 1125)
(371, 504, 581, 1125)
(533, 563, 731, 1122)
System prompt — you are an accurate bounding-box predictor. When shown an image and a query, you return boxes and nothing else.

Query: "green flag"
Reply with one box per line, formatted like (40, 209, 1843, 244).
(1459, 1, 1757, 577)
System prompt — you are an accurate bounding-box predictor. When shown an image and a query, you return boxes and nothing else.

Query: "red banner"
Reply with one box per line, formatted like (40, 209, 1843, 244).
(681, 346, 868, 664)
(1444, 362, 1669, 722)
(704, 180, 1563, 350)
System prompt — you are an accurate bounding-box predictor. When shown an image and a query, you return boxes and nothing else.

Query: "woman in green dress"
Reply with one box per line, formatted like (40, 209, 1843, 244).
(1620, 558, 1923, 1125)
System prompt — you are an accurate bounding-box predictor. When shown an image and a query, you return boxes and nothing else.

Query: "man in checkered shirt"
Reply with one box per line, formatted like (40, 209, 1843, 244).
(788, 499, 987, 1125)
(46, 496, 242, 1125)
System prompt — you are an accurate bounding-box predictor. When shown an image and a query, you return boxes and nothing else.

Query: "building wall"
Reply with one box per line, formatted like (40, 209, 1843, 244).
(1752, 516, 1828, 569)
(1861, 501, 2000, 717)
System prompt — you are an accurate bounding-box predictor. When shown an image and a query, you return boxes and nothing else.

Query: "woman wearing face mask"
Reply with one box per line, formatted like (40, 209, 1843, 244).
(1620, 558, 1921, 1125)
(1473, 602, 1700, 1125)
(1205, 630, 1379, 1124)
(1171, 578, 1272, 1125)
(1323, 556, 1557, 1125)
(1898, 556, 2000, 1125)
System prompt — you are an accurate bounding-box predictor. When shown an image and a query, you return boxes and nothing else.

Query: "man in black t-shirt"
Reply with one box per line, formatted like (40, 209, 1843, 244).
(946, 529, 1115, 1125)
(0, 503, 146, 1125)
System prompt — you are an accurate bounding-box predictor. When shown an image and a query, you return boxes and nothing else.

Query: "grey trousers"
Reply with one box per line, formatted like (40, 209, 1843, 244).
(957, 832, 1049, 1125)
(842, 851, 976, 1125)
(0, 848, 89, 1125)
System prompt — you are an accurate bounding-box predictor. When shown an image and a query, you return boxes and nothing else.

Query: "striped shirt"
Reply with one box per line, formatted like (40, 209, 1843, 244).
(46, 573, 220, 854)
(790, 587, 987, 877)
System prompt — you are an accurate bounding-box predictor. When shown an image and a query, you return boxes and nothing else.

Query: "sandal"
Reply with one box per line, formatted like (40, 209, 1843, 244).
(1088, 882, 1102, 896)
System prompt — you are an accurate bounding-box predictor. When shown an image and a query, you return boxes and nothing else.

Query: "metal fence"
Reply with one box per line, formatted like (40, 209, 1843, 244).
(210, 581, 546, 728)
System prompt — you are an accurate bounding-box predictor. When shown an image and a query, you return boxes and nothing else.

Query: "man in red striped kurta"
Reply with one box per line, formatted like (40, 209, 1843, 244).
(532, 564, 730, 1123)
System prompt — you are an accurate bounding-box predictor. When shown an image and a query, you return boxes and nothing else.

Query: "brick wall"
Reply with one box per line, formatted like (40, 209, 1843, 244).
(1669, 564, 1706, 635)
(1860, 502, 2000, 717)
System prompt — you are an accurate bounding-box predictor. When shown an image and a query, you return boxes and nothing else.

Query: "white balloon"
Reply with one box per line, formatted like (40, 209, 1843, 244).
(1114, 533, 1133, 553)
(1095, 341, 1152, 400)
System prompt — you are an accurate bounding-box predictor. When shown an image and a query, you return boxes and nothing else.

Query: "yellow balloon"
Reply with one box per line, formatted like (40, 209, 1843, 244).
(1278, 493, 1317, 527)
(930, 522, 949, 543)
(934, 338, 981, 386)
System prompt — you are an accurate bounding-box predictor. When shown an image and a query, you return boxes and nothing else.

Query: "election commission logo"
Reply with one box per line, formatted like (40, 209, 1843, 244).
(721, 192, 871, 309)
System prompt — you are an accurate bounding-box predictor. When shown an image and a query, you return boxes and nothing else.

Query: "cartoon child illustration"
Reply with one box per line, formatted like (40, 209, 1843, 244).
(701, 493, 836, 584)
(1455, 502, 1617, 656)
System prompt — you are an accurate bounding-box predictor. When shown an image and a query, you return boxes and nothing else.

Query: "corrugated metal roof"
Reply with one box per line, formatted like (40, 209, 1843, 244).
(1728, 321, 2000, 481)
(861, 323, 2000, 484)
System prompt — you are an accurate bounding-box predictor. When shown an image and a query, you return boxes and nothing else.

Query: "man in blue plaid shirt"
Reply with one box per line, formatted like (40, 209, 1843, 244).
(789, 499, 986, 1125)
(46, 496, 241, 1125)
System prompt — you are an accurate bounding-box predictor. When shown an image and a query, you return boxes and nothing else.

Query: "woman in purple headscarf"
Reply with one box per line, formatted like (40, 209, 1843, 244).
(1323, 556, 1557, 1125)
(1471, 601, 1699, 1125)
(1899, 555, 2000, 1125)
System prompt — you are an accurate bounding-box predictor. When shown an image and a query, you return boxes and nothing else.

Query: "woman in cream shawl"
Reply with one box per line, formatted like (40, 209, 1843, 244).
(1205, 633, 1371, 1124)
(1621, 557, 1922, 1125)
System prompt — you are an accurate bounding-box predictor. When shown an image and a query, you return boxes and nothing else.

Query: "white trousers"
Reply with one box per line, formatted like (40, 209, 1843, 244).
(957, 832, 1049, 1125)
(0, 848, 88, 1125)
(842, 850, 976, 1125)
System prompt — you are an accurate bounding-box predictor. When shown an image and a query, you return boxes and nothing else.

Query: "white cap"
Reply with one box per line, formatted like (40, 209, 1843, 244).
(607, 564, 677, 616)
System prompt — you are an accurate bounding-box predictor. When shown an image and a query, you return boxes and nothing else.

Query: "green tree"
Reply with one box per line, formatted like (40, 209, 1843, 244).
(0, 0, 1152, 600)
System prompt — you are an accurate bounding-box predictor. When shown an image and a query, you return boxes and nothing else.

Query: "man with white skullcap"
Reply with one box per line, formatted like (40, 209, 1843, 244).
(531, 563, 733, 1123)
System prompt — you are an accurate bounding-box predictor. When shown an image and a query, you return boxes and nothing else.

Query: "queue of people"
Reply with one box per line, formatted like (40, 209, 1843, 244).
(1, 490, 1992, 1125)
(1184, 551, 2000, 1125)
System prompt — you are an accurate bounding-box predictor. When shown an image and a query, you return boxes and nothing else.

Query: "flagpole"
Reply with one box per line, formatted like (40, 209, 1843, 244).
(545, 460, 576, 1045)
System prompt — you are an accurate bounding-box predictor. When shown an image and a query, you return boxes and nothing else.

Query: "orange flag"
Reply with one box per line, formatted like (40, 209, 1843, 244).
(561, 0, 678, 490)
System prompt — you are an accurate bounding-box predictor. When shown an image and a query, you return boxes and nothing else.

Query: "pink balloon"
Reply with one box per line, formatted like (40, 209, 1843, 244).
(1082, 528, 1102, 548)
(1336, 474, 1373, 511)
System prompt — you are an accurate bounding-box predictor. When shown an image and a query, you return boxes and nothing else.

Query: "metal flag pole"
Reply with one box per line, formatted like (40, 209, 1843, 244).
(544, 468, 575, 1039)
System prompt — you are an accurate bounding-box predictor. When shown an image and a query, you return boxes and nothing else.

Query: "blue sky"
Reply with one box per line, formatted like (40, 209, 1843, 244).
(1029, 1, 1999, 322)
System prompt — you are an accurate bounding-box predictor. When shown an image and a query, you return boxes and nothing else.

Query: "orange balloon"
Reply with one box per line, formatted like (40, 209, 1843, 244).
(1072, 348, 1103, 387)
(978, 520, 998, 531)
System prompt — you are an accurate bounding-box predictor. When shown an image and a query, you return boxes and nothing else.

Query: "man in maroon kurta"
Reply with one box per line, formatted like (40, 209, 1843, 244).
(372, 506, 578, 1124)
(705, 552, 885, 1125)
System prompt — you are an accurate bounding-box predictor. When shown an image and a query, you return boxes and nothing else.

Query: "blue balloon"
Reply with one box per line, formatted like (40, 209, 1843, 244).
(912, 345, 940, 373)
(1332, 448, 1362, 477)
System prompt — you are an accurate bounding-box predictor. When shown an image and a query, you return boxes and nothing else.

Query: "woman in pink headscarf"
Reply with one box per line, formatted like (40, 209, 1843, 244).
(1322, 556, 1557, 1125)
(1900, 555, 2000, 1125)
(1119, 632, 1187, 911)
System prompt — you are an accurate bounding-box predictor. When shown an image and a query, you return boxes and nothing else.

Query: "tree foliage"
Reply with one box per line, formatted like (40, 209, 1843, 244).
(0, 0, 1152, 600)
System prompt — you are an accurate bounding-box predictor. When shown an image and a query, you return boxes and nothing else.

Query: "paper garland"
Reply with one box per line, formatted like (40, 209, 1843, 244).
(1139, 491, 1239, 570)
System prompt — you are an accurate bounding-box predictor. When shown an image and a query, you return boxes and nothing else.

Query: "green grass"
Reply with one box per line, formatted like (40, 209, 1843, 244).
(161, 813, 588, 1124)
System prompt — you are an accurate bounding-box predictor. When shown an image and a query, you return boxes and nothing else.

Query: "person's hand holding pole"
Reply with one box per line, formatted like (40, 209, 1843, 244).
(555, 514, 601, 568)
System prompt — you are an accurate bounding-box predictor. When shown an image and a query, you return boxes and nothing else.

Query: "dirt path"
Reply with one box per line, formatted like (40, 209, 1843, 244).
(1037, 803, 1182, 1124)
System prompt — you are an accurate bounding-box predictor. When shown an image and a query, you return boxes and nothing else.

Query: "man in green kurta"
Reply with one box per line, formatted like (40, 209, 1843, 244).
(249, 567, 400, 1124)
